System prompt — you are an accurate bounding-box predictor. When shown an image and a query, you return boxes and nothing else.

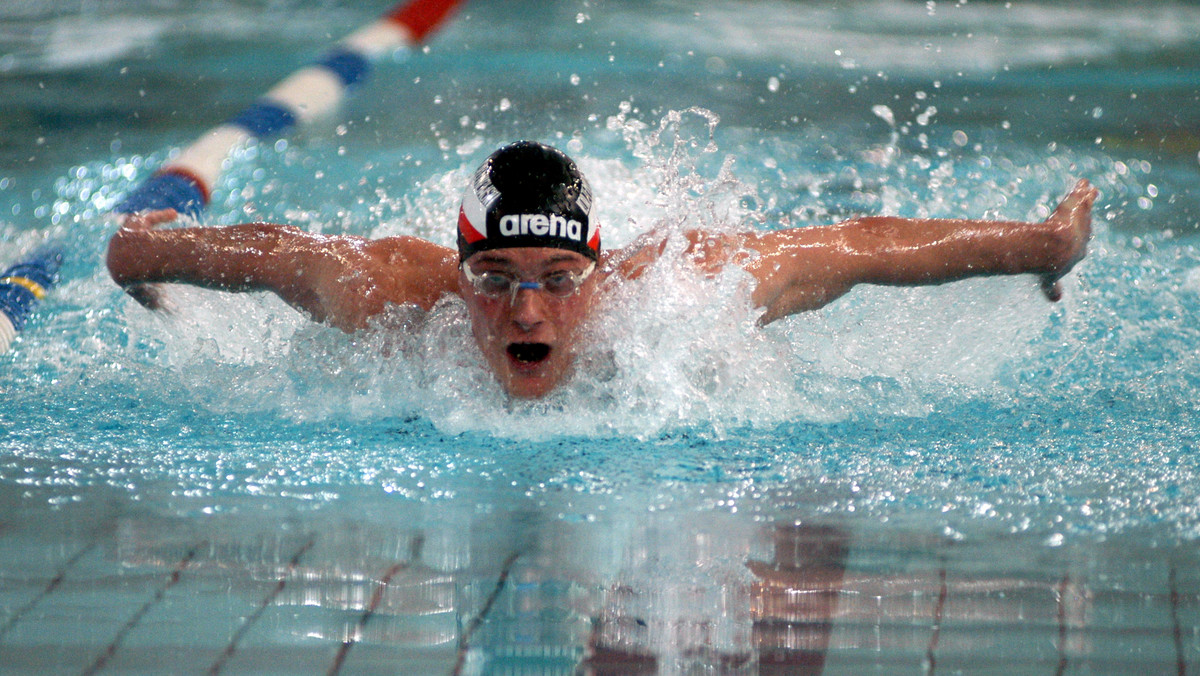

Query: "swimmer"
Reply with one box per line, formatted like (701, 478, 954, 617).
(106, 140, 1097, 398)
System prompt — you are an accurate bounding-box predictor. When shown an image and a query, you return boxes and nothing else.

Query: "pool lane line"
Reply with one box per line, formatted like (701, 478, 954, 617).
(1169, 564, 1187, 676)
(0, 537, 99, 643)
(80, 543, 202, 676)
(326, 534, 426, 676)
(922, 567, 949, 676)
(113, 0, 466, 221)
(205, 535, 316, 676)
(451, 550, 521, 676)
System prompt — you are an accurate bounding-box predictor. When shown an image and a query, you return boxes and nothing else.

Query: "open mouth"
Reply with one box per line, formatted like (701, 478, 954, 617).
(507, 342, 551, 365)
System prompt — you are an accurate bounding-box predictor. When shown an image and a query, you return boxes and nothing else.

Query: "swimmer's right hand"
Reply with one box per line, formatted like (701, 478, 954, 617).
(108, 209, 180, 312)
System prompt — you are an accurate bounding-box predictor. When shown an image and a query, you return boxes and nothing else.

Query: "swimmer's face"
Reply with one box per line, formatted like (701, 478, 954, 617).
(460, 248, 599, 399)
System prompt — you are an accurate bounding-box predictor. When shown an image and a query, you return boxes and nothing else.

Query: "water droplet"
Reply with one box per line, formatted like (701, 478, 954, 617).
(871, 105, 895, 127)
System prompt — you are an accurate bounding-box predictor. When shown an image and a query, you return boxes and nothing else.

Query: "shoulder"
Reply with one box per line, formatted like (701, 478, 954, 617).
(302, 235, 460, 331)
(355, 236, 460, 310)
(364, 235, 457, 269)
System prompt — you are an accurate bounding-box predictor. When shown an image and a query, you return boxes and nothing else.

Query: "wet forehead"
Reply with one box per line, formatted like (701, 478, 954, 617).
(465, 247, 591, 271)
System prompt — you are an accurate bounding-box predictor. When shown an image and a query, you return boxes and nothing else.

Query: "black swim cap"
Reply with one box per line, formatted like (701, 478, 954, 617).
(457, 141, 599, 262)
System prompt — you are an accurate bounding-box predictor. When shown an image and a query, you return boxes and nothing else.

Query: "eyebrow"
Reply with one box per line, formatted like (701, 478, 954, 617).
(470, 253, 585, 267)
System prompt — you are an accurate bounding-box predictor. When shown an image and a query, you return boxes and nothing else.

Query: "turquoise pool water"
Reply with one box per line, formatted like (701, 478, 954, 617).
(2, 0, 1200, 673)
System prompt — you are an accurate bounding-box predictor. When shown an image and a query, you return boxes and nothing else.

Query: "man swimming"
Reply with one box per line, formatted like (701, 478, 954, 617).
(106, 140, 1097, 399)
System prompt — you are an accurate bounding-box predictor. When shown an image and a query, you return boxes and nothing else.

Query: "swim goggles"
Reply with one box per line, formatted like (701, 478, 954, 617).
(461, 262, 596, 305)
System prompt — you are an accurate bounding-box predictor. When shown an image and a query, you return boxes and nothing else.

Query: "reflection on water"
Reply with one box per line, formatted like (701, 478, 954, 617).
(583, 523, 848, 675)
(1, 488, 1189, 675)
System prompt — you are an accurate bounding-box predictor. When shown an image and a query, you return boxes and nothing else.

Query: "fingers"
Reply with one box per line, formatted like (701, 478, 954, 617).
(1066, 178, 1096, 200)
(1050, 179, 1097, 223)
(1076, 178, 1099, 202)
(1067, 180, 1098, 231)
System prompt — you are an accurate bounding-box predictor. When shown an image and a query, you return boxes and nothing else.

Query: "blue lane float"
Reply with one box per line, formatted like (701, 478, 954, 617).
(0, 247, 63, 352)
(114, 0, 466, 219)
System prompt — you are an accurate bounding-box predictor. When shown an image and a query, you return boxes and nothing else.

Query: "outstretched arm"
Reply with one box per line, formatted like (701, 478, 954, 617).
(719, 179, 1096, 324)
(107, 210, 459, 331)
(609, 180, 1096, 322)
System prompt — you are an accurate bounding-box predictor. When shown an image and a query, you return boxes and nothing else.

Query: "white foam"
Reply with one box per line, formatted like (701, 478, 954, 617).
(251, 109, 1058, 437)
(1184, 266, 1200, 295)
(33, 106, 1113, 442)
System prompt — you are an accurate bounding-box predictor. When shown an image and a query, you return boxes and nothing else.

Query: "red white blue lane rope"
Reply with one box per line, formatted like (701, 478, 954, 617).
(114, 0, 466, 219)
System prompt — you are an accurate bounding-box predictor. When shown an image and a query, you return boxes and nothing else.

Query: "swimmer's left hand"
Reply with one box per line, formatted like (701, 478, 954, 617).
(1038, 179, 1097, 302)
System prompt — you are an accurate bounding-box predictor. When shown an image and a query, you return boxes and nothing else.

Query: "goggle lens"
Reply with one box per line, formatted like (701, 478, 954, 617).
(463, 262, 596, 302)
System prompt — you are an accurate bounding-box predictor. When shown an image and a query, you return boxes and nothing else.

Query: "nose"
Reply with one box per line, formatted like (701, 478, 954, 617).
(510, 285, 548, 330)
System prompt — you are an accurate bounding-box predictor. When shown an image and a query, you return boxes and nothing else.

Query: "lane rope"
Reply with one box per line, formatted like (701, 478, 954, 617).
(0, 246, 63, 352)
(3, 0, 463, 353)
(114, 0, 466, 219)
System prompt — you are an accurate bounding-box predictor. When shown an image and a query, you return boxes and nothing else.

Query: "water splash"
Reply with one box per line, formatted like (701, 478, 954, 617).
(5, 106, 1179, 439)
(6, 86, 1200, 539)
